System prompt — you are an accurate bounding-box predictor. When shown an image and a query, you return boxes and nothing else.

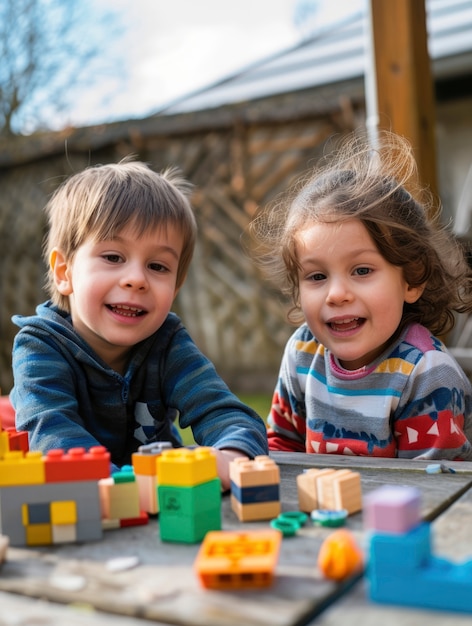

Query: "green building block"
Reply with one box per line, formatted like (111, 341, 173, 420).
(158, 478, 221, 543)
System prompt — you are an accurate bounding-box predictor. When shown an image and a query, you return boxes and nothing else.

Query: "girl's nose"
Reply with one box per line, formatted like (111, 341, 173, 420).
(326, 277, 352, 305)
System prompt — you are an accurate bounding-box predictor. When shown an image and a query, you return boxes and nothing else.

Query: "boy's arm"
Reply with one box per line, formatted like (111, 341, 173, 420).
(11, 330, 104, 455)
(395, 350, 472, 461)
(162, 325, 269, 462)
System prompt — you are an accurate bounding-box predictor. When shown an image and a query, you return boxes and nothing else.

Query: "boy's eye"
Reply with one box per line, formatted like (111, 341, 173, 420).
(149, 263, 168, 272)
(103, 254, 122, 263)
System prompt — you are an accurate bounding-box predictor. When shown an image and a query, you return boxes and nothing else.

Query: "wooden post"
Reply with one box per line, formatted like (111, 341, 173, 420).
(367, 0, 438, 200)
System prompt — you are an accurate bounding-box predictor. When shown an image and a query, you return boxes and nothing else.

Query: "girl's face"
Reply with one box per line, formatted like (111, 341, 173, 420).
(51, 222, 183, 373)
(295, 218, 423, 370)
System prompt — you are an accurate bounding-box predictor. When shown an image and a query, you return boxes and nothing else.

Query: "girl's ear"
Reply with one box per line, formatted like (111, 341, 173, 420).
(50, 248, 73, 296)
(404, 283, 425, 304)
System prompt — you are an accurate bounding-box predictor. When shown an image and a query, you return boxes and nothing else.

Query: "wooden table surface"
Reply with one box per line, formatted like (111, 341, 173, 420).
(1, 452, 472, 626)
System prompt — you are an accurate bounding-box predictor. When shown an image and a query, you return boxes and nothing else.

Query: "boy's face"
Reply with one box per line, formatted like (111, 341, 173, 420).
(294, 218, 423, 370)
(52, 223, 183, 372)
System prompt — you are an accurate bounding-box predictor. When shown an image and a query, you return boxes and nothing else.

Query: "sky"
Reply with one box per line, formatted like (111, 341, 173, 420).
(64, 0, 364, 127)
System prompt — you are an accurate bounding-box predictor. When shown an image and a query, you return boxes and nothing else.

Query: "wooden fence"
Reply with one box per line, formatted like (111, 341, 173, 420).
(0, 91, 363, 395)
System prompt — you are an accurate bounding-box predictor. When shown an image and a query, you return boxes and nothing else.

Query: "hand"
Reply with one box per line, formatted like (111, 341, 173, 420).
(213, 448, 248, 491)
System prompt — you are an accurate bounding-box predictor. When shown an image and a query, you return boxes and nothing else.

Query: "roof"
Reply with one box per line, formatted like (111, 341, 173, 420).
(159, 0, 472, 116)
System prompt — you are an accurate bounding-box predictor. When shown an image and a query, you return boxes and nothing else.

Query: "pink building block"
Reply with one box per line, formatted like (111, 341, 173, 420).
(364, 485, 421, 533)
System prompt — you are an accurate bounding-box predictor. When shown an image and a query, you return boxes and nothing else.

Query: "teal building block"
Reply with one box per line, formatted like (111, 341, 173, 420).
(367, 523, 472, 613)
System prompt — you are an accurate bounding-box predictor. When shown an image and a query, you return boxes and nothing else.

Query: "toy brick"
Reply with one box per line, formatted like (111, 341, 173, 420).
(24, 502, 50, 524)
(132, 442, 172, 476)
(297, 468, 336, 512)
(135, 473, 158, 514)
(318, 470, 362, 514)
(159, 506, 221, 543)
(112, 465, 135, 483)
(26, 523, 52, 546)
(44, 446, 110, 483)
(366, 521, 472, 613)
(5, 429, 29, 454)
(157, 447, 218, 487)
(158, 479, 221, 543)
(230, 482, 279, 505)
(194, 530, 282, 590)
(0, 481, 102, 546)
(99, 476, 140, 521)
(0, 432, 9, 460)
(231, 496, 281, 522)
(364, 485, 421, 533)
(229, 456, 280, 488)
(119, 511, 149, 527)
(50, 500, 77, 525)
(159, 478, 221, 518)
(52, 523, 77, 544)
(0, 534, 8, 563)
(0, 451, 45, 486)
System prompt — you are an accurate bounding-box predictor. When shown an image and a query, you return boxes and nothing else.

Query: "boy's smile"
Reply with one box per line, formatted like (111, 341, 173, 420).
(295, 219, 423, 370)
(53, 222, 184, 373)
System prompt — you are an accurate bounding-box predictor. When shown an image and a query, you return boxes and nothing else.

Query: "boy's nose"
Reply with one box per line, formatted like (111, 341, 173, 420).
(121, 266, 148, 290)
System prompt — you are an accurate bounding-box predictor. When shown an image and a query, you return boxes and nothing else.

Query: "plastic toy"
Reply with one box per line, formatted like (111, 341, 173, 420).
(230, 455, 280, 521)
(318, 528, 363, 581)
(157, 447, 221, 543)
(365, 485, 472, 613)
(194, 529, 282, 590)
(131, 441, 172, 514)
(0, 445, 148, 547)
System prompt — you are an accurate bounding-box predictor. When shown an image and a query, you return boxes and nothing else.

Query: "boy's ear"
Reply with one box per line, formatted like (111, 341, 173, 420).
(404, 283, 425, 304)
(50, 248, 73, 296)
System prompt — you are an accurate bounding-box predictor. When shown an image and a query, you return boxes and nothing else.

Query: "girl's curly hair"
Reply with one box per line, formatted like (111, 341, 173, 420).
(247, 130, 472, 336)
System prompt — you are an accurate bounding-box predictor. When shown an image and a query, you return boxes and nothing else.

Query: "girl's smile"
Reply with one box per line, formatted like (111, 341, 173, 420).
(295, 219, 423, 370)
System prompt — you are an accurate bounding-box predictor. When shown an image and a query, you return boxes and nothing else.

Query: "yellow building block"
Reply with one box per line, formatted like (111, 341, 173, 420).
(229, 456, 280, 488)
(99, 478, 140, 520)
(0, 432, 9, 460)
(50, 500, 77, 525)
(0, 451, 45, 486)
(157, 448, 217, 487)
(26, 524, 52, 546)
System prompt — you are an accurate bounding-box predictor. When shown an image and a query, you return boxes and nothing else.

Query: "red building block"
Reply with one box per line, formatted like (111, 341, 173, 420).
(44, 447, 111, 482)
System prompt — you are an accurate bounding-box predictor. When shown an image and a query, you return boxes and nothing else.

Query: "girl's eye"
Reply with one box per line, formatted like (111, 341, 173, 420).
(310, 272, 326, 281)
(355, 267, 371, 276)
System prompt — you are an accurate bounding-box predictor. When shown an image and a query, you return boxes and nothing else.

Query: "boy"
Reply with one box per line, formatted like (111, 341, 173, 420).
(11, 160, 268, 489)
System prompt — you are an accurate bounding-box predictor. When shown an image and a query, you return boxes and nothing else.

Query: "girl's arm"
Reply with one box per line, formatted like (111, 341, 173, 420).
(394, 350, 472, 461)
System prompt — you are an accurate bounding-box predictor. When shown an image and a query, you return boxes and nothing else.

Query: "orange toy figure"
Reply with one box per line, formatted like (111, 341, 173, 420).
(318, 529, 363, 582)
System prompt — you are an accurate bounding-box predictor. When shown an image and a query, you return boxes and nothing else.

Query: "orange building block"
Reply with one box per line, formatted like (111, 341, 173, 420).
(194, 530, 282, 590)
(44, 446, 111, 483)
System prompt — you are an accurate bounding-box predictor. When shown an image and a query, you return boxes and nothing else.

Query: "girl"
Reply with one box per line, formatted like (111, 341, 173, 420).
(249, 131, 472, 460)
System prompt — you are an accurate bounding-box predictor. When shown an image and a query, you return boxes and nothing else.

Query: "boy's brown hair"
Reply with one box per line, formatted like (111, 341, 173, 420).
(44, 159, 196, 312)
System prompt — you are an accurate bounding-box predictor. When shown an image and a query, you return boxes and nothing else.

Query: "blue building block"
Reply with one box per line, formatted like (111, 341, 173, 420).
(367, 516, 472, 613)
